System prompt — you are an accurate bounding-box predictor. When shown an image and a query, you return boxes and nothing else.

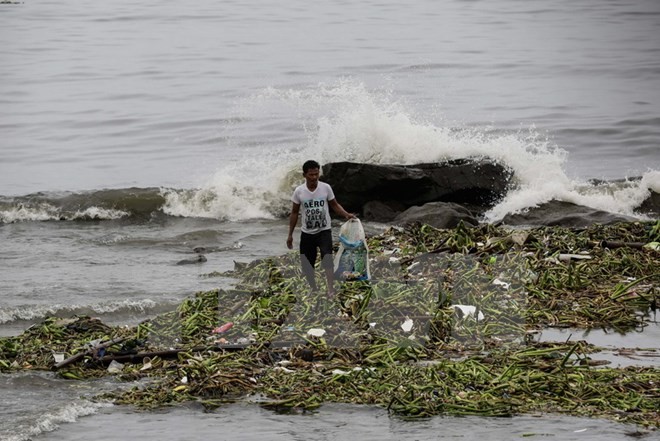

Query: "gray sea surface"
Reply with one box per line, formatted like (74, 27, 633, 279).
(1, 0, 659, 439)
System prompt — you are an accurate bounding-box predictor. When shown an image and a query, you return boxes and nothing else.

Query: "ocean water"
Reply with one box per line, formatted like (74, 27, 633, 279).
(1, 0, 659, 439)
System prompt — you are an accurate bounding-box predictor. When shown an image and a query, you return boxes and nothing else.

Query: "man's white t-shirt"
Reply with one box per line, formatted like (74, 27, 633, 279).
(291, 182, 335, 234)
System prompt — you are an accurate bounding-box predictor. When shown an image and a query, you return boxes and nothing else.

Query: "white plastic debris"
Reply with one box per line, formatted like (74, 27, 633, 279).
(332, 367, 364, 376)
(107, 360, 124, 374)
(452, 305, 485, 321)
(401, 318, 414, 333)
(558, 254, 592, 261)
(181, 376, 188, 384)
(407, 262, 420, 271)
(274, 366, 295, 373)
(52, 353, 65, 363)
(140, 357, 152, 371)
(307, 328, 326, 337)
(86, 339, 102, 348)
(492, 278, 510, 289)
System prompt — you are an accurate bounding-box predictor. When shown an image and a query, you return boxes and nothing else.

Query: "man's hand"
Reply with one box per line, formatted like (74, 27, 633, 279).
(286, 234, 293, 249)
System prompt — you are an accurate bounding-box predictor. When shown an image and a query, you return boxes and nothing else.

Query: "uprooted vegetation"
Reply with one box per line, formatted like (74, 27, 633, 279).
(1, 221, 658, 428)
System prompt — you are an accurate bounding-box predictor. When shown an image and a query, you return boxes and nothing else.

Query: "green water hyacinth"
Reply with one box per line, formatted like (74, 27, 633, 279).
(1, 221, 658, 429)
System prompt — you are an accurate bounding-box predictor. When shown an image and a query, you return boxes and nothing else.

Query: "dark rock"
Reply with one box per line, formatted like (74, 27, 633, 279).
(393, 202, 479, 229)
(362, 200, 405, 222)
(501, 200, 640, 227)
(321, 159, 513, 221)
(176, 255, 207, 265)
(638, 191, 660, 218)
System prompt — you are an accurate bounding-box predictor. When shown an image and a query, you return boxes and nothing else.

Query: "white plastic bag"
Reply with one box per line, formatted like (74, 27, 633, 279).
(333, 219, 370, 281)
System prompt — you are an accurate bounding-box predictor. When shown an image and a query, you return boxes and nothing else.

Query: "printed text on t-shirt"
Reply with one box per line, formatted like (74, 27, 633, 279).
(303, 199, 327, 230)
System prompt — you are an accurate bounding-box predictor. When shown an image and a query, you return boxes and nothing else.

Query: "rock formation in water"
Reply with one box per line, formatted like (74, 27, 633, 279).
(500, 201, 640, 227)
(319, 160, 655, 227)
(321, 159, 512, 219)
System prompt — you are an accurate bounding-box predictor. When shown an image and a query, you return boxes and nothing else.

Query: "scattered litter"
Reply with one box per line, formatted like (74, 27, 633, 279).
(558, 254, 592, 261)
(212, 322, 234, 334)
(107, 360, 124, 374)
(140, 357, 153, 371)
(52, 353, 65, 363)
(492, 278, 510, 289)
(401, 318, 414, 333)
(452, 305, 485, 321)
(274, 366, 295, 373)
(331, 367, 364, 376)
(307, 328, 326, 337)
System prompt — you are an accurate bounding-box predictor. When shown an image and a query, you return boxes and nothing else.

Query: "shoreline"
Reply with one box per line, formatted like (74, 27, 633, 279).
(1, 220, 658, 429)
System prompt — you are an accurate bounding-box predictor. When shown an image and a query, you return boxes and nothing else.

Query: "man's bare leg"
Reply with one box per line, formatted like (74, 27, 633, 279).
(322, 254, 335, 296)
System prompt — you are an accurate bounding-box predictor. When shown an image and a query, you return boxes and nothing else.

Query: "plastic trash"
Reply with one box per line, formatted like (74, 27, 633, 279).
(452, 305, 485, 321)
(333, 219, 371, 281)
(307, 328, 326, 337)
(140, 357, 153, 371)
(212, 322, 233, 334)
(107, 360, 124, 374)
(558, 254, 592, 261)
(401, 318, 414, 332)
(492, 278, 511, 289)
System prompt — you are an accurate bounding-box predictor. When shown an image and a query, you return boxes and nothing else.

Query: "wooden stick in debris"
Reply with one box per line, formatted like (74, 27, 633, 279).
(53, 336, 127, 370)
(96, 341, 306, 365)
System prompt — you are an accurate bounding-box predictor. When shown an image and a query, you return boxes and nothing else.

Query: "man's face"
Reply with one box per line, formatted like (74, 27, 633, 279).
(303, 168, 320, 185)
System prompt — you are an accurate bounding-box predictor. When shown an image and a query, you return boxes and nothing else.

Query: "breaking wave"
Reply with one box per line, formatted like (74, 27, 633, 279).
(2, 80, 657, 224)
(0, 298, 171, 325)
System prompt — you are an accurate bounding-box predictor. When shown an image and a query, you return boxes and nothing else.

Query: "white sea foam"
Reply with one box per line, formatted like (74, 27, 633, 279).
(485, 170, 660, 222)
(0, 299, 158, 324)
(162, 79, 658, 222)
(0, 205, 128, 223)
(3, 400, 113, 441)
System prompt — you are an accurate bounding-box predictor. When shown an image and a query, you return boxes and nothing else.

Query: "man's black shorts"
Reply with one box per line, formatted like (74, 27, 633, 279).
(300, 229, 333, 266)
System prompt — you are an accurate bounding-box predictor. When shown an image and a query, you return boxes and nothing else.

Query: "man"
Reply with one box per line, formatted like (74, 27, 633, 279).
(286, 160, 355, 295)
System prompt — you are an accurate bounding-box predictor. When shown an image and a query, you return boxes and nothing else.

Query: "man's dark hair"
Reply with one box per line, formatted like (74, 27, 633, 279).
(302, 160, 320, 173)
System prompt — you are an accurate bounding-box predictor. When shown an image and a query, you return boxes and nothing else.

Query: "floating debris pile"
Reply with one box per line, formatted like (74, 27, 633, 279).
(0, 221, 658, 428)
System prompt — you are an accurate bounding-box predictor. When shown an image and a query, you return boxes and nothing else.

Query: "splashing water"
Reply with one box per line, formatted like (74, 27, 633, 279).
(158, 79, 657, 222)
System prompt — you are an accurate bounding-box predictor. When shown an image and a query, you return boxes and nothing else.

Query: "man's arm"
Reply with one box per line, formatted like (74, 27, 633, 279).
(286, 202, 300, 249)
(328, 199, 355, 220)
